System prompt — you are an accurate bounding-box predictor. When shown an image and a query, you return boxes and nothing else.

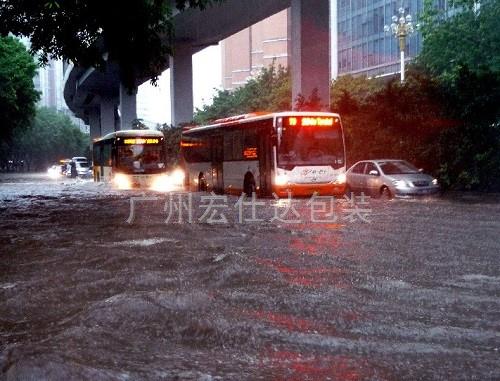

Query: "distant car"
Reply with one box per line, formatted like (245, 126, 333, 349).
(345, 159, 440, 199)
(75, 160, 92, 178)
(71, 156, 88, 163)
(66, 159, 92, 178)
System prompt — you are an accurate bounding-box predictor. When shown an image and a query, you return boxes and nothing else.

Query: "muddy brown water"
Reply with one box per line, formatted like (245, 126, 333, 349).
(1, 174, 499, 380)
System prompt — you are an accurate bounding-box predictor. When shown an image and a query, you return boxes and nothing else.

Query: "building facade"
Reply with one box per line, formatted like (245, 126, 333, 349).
(221, 0, 441, 88)
(221, 10, 289, 90)
(33, 58, 89, 133)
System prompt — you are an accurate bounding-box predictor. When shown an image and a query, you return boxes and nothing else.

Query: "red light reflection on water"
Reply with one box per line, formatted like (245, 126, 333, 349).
(262, 349, 385, 381)
(243, 309, 335, 335)
(254, 257, 346, 288)
(287, 223, 345, 257)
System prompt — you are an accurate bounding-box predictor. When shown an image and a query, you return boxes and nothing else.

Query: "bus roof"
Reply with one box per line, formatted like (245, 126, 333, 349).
(183, 111, 341, 134)
(93, 129, 164, 143)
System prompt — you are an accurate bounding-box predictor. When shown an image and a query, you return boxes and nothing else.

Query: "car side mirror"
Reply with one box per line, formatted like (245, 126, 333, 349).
(369, 170, 379, 176)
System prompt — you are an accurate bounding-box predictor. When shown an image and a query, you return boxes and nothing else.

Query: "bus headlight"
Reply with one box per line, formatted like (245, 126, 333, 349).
(275, 173, 289, 186)
(335, 173, 346, 184)
(113, 173, 131, 189)
(150, 174, 172, 192)
(170, 168, 185, 185)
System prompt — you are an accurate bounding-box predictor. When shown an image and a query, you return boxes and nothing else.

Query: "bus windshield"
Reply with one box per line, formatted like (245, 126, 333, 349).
(278, 125, 344, 168)
(116, 144, 165, 174)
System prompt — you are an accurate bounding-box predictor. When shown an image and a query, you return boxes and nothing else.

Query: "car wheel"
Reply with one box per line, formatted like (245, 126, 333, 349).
(380, 186, 392, 200)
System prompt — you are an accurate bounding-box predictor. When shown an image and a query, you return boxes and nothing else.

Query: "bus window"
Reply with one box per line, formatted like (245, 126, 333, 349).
(182, 136, 211, 163)
(102, 142, 112, 166)
(223, 132, 234, 161)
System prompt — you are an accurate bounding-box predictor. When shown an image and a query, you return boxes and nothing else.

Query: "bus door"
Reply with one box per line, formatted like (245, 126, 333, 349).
(211, 135, 224, 193)
(258, 131, 273, 196)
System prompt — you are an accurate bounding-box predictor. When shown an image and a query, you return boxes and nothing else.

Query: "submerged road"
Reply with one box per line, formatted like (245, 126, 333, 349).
(1, 173, 499, 380)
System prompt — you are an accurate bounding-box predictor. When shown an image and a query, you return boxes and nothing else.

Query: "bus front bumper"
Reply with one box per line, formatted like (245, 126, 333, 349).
(273, 183, 346, 198)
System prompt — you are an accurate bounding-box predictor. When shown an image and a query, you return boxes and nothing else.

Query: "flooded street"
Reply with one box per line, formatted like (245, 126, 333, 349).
(1, 173, 499, 380)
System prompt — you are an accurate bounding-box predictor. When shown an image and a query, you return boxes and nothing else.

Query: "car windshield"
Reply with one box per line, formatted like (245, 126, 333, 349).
(379, 161, 419, 175)
(278, 125, 344, 168)
(77, 162, 89, 168)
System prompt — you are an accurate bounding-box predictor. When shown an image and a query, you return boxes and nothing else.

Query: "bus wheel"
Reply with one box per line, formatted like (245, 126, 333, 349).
(198, 173, 207, 192)
(243, 172, 256, 197)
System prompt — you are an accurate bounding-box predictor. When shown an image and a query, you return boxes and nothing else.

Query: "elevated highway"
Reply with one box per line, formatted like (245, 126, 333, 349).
(63, 0, 331, 139)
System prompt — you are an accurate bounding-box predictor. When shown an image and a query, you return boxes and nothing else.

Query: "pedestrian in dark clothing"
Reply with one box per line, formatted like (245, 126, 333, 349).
(70, 161, 77, 178)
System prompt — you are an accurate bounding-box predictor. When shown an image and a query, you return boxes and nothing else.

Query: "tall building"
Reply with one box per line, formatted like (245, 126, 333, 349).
(337, 0, 422, 77)
(33, 58, 89, 133)
(221, 0, 441, 88)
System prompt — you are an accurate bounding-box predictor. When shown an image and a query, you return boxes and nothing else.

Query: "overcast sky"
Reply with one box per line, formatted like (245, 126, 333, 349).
(137, 44, 222, 126)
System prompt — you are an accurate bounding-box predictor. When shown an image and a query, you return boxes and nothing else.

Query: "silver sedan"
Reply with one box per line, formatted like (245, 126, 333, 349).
(346, 159, 440, 199)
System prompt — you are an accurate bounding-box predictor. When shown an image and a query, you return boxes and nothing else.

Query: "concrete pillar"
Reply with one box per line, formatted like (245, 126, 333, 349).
(88, 107, 101, 141)
(100, 97, 117, 136)
(119, 83, 137, 130)
(170, 44, 193, 126)
(290, 0, 331, 110)
(331, 0, 338, 80)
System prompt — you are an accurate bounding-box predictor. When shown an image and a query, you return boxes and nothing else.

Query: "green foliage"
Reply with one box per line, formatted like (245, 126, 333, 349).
(418, 0, 500, 190)
(330, 74, 382, 113)
(434, 67, 500, 190)
(131, 118, 149, 130)
(194, 65, 291, 124)
(5, 108, 89, 172)
(335, 69, 448, 171)
(0, 36, 39, 142)
(0, 0, 224, 89)
(156, 124, 183, 168)
(294, 88, 323, 111)
(419, 0, 500, 81)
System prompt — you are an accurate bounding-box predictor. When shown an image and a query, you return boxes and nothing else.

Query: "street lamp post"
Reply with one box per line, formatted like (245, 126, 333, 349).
(384, 7, 415, 83)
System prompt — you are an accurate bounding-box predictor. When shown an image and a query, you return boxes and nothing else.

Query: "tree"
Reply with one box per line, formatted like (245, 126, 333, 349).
(418, 0, 500, 190)
(0, 0, 224, 89)
(131, 118, 148, 130)
(194, 64, 291, 124)
(335, 69, 448, 169)
(7, 108, 89, 172)
(0, 36, 39, 142)
(157, 124, 183, 168)
(330, 74, 382, 114)
(419, 0, 500, 81)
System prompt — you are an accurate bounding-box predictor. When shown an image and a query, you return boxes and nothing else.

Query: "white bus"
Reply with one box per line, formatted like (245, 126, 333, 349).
(93, 130, 180, 191)
(181, 112, 346, 197)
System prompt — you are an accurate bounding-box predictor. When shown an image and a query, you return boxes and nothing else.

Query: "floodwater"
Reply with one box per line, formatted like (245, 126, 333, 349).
(1, 173, 499, 380)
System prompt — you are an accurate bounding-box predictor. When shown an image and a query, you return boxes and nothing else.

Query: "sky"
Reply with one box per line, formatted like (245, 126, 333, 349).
(137, 44, 222, 127)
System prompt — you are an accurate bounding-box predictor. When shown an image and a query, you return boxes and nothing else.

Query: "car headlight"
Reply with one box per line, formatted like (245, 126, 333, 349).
(432, 178, 438, 186)
(113, 173, 131, 189)
(392, 179, 409, 188)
